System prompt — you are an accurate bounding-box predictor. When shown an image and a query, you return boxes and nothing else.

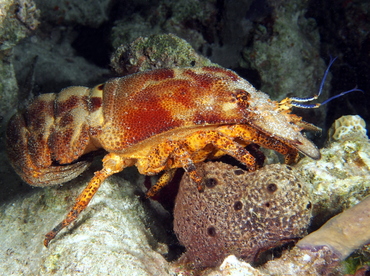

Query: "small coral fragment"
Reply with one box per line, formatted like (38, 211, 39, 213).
(328, 115, 367, 142)
(173, 162, 312, 269)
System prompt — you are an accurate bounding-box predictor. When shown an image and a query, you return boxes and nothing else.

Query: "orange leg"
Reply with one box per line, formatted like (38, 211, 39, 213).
(170, 133, 259, 190)
(217, 124, 299, 164)
(145, 129, 260, 197)
(146, 143, 206, 195)
(144, 140, 208, 196)
(145, 168, 177, 198)
(185, 130, 258, 171)
(183, 162, 204, 192)
(44, 153, 128, 247)
(175, 131, 260, 192)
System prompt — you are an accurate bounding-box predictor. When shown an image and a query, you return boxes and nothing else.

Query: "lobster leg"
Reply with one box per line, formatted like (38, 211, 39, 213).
(145, 168, 177, 198)
(217, 124, 299, 164)
(147, 130, 260, 197)
(44, 153, 129, 247)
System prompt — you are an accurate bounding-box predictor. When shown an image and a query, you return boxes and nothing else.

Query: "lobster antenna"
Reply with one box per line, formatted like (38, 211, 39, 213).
(291, 86, 363, 109)
(288, 56, 363, 109)
(290, 56, 338, 103)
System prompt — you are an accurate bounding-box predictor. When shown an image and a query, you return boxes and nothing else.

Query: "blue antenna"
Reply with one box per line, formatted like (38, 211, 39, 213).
(279, 56, 363, 109)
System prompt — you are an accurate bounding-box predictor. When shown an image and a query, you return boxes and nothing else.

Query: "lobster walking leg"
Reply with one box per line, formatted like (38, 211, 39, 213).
(44, 153, 128, 247)
(145, 168, 177, 198)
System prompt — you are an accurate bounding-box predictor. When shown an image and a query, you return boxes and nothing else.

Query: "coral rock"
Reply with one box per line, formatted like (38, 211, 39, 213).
(261, 195, 370, 275)
(297, 195, 370, 261)
(173, 162, 312, 269)
(110, 34, 215, 76)
(0, 175, 171, 275)
(33, 0, 112, 27)
(328, 115, 368, 142)
(297, 115, 370, 216)
(207, 255, 267, 276)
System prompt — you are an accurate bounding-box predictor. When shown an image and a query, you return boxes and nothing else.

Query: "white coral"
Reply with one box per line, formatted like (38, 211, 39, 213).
(328, 115, 367, 142)
(297, 115, 370, 212)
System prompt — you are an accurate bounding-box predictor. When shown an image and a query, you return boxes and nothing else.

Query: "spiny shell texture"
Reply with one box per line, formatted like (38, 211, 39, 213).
(174, 162, 312, 268)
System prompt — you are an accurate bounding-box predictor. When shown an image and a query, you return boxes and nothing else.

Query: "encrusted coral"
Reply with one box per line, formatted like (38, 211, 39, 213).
(33, 0, 112, 27)
(241, 0, 325, 101)
(0, 0, 39, 117)
(110, 34, 216, 76)
(327, 115, 368, 142)
(0, 0, 39, 51)
(296, 115, 370, 216)
(260, 195, 370, 275)
(261, 244, 341, 275)
(173, 162, 312, 269)
(297, 195, 370, 261)
(110, 0, 217, 51)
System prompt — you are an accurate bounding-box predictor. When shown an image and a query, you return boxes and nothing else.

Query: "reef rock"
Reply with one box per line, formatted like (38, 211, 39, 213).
(0, 0, 39, 118)
(33, 0, 113, 27)
(0, 174, 171, 275)
(296, 115, 370, 217)
(327, 115, 368, 142)
(110, 34, 216, 76)
(173, 162, 312, 269)
(261, 194, 370, 275)
(206, 255, 267, 276)
(0, 0, 39, 51)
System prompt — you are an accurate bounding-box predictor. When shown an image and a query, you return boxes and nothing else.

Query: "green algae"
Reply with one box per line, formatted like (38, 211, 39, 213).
(110, 33, 216, 75)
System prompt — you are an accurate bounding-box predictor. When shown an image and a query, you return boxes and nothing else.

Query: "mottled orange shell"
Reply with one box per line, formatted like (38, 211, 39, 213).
(6, 66, 320, 187)
(99, 67, 246, 151)
(98, 67, 319, 159)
